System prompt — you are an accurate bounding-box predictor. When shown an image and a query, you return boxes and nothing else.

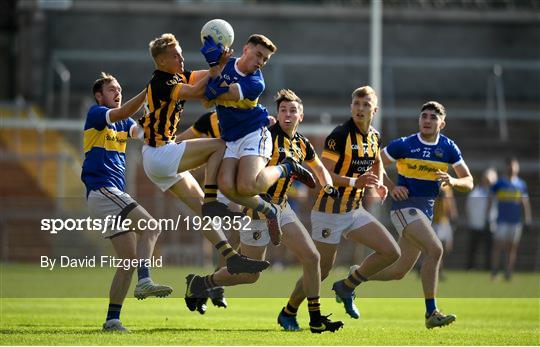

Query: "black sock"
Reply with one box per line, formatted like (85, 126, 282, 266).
(203, 274, 218, 290)
(307, 297, 322, 325)
(282, 301, 298, 317)
(106, 303, 122, 321)
(137, 266, 150, 281)
(344, 268, 367, 289)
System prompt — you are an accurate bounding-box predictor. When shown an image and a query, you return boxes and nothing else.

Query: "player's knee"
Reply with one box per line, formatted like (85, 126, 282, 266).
(299, 249, 320, 266)
(138, 228, 161, 241)
(236, 181, 257, 197)
(427, 243, 444, 260)
(218, 178, 237, 198)
(393, 269, 408, 280)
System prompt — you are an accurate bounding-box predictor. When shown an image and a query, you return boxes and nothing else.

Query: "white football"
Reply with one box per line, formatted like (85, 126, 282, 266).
(200, 19, 234, 48)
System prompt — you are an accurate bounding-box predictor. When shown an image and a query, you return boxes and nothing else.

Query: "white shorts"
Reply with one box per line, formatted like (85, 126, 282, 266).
(494, 223, 522, 243)
(390, 207, 431, 236)
(142, 142, 186, 192)
(240, 202, 299, 247)
(224, 127, 272, 160)
(311, 207, 378, 244)
(87, 187, 138, 239)
(433, 221, 453, 243)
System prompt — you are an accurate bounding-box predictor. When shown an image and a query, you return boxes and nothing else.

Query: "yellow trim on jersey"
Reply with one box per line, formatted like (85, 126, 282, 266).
(216, 98, 258, 110)
(496, 190, 522, 202)
(321, 150, 339, 162)
(84, 127, 128, 153)
(338, 136, 353, 176)
(396, 158, 448, 181)
(355, 132, 364, 157)
(210, 114, 220, 137)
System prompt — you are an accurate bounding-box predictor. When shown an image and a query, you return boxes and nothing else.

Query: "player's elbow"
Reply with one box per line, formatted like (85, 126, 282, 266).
(457, 177, 474, 193)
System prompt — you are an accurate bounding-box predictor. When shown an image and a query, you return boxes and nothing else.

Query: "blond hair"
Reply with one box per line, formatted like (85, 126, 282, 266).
(351, 85, 378, 104)
(421, 101, 446, 118)
(92, 72, 117, 100)
(149, 33, 179, 60)
(247, 34, 277, 53)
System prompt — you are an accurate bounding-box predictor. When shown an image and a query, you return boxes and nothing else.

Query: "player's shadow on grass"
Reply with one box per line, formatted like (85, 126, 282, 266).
(136, 327, 277, 333)
(0, 328, 113, 335)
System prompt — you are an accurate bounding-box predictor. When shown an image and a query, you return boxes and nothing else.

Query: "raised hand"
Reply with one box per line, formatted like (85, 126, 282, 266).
(200, 36, 225, 67)
(205, 76, 229, 100)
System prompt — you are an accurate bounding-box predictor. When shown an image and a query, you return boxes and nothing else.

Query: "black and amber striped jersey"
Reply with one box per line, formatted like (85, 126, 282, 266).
(139, 69, 200, 147)
(313, 119, 381, 214)
(191, 111, 221, 138)
(245, 123, 317, 219)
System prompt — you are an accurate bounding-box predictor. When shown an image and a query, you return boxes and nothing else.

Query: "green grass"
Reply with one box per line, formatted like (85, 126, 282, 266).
(1, 264, 539, 345)
(1, 298, 538, 345)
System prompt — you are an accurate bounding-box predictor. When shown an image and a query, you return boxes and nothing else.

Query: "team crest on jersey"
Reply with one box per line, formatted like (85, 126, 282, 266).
(408, 209, 417, 216)
(253, 231, 262, 240)
(322, 228, 331, 238)
(166, 74, 184, 86)
(434, 148, 444, 159)
(327, 139, 336, 150)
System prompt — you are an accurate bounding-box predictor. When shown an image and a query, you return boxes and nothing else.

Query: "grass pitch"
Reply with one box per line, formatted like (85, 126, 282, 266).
(1, 265, 539, 345)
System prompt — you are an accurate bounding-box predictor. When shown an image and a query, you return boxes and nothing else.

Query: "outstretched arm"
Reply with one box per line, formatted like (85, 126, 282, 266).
(307, 156, 333, 187)
(108, 89, 146, 123)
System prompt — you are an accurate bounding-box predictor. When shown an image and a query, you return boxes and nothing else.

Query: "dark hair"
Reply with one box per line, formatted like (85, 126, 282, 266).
(421, 101, 446, 118)
(92, 72, 116, 97)
(246, 34, 277, 53)
(275, 89, 303, 112)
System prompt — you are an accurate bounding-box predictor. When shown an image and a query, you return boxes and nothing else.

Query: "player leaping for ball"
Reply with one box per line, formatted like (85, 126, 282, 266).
(199, 34, 316, 246)
(185, 89, 344, 334)
(139, 33, 269, 275)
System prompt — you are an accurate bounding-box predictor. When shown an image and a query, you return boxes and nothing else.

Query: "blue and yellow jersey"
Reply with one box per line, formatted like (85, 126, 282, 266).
(491, 177, 527, 224)
(313, 119, 381, 214)
(81, 105, 136, 195)
(384, 133, 463, 219)
(214, 58, 270, 141)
